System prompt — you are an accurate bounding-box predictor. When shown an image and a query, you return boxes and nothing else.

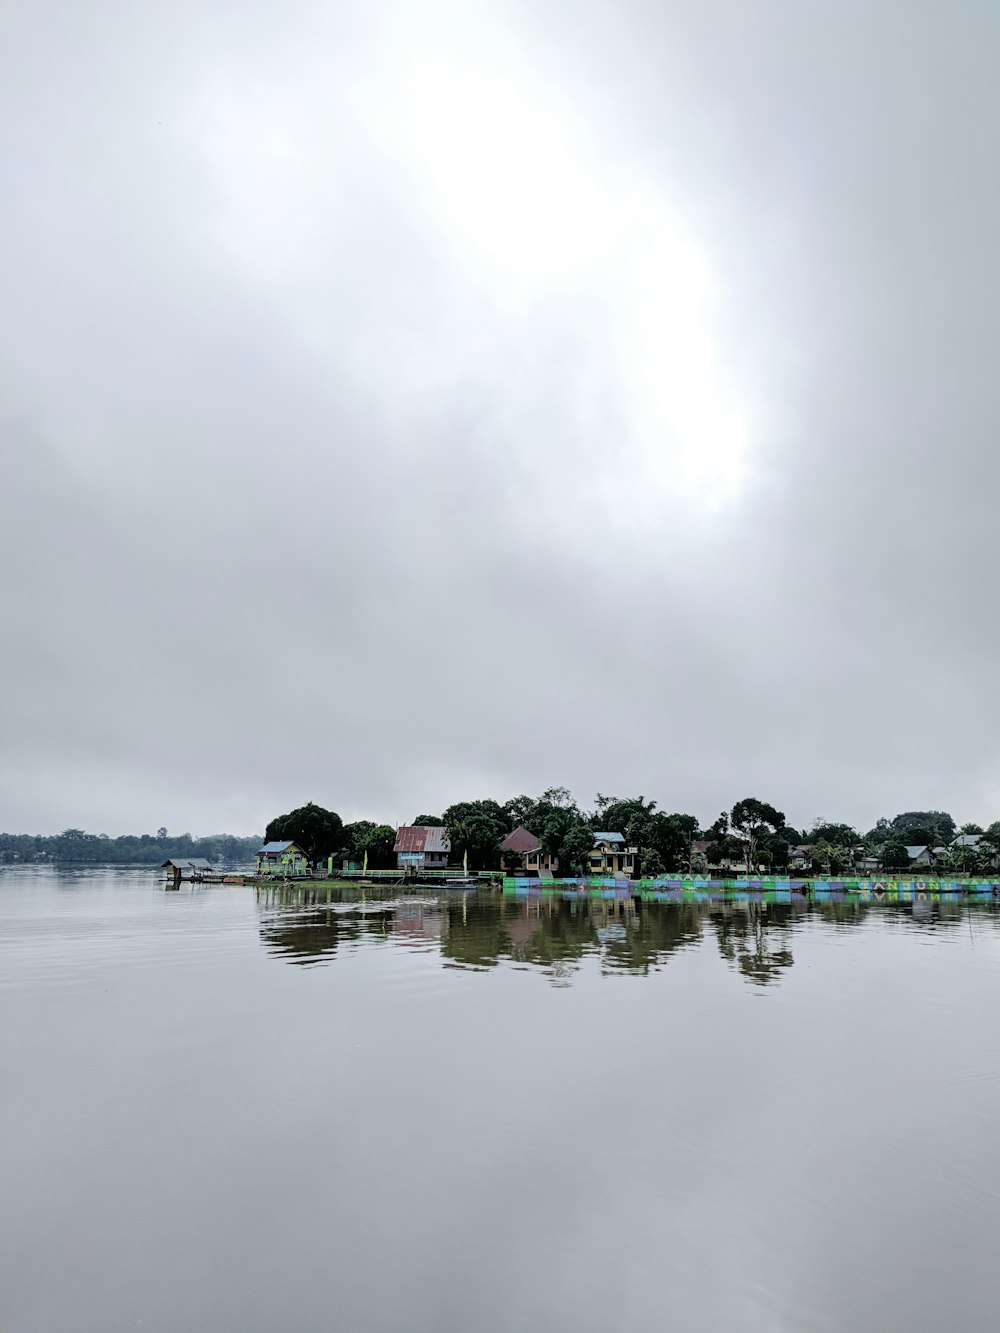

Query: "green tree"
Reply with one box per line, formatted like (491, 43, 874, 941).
(343, 821, 376, 861)
(354, 823, 396, 869)
(502, 794, 537, 830)
(829, 844, 853, 874)
(887, 811, 956, 847)
(866, 817, 892, 845)
(595, 801, 700, 872)
(639, 846, 665, 877)
(730, 798, 785, 871)
(769, 837, 790, 871)
(645, 812, 699, 871)
(530, 787, 580, 830)
(973, 843, 996, 875)
(413, 815, 444, 826)
(808, 821, 860, 848)
(937, 846, 966, 875)
(443, 799, 508, 871)
(500, 787, 582, 841)
(265, 802, 344, 866)
(961, 823, 985, 835)
(558, 819, 598, 874)
(593, 795, 656, 837)
(704, 812, 739, 868)
(880, 841, 909, 871)
(980, 822, 1000, 864)
(809, 839, 834, 874)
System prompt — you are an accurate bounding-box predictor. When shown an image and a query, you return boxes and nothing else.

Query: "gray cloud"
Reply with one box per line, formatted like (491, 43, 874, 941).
(3, 0, 999, 834)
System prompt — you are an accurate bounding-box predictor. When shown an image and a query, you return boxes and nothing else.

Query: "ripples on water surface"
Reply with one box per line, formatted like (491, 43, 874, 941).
(3, 867, 1000, 1332)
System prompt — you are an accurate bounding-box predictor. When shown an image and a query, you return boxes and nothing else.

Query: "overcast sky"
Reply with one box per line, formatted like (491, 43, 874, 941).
(3, 0, 999, 837)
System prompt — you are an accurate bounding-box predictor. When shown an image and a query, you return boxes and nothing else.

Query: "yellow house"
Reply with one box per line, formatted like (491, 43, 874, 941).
(256, 840, 309, 877)
(589, 832, 636, 878)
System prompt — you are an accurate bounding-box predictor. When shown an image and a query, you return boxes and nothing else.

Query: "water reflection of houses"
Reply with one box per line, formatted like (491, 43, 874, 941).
(391, 899, 449, 948)
(250, 886, 1000, 986)
(259, 906, 343, 964)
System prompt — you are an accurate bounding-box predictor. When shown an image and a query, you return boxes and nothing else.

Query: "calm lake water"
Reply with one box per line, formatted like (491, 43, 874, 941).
(4, 868, 1000, 1332)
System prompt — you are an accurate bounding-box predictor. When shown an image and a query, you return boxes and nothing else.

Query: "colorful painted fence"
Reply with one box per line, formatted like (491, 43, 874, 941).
(502, 875, 1000, 902)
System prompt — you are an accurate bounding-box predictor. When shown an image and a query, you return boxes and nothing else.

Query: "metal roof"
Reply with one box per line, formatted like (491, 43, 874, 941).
(953, 834, 982, 848)
(501, 826, 540, 853)
(161, 858, 215, 870)
(593, 831, 625, 844)
(394, 826, 451, 854)
(257, 841, 299, 854)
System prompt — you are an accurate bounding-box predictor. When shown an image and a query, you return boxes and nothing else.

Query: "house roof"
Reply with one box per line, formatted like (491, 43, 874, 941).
(501, 826, 540, 853)
(161, 857, 215, 870)
(394, 825, 451, 854)
(953, 834, 983, 848)
(593, 831, 625, 844)
(258, 840, 299, 854)
(904, 845, 930, 858)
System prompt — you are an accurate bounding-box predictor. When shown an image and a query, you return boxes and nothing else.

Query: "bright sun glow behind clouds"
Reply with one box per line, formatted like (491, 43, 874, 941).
(194, 16, 759, 524)
(381, 51, 756, 517)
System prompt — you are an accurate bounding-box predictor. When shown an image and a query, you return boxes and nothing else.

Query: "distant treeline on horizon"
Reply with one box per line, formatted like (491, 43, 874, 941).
(0, 829, 261, 866)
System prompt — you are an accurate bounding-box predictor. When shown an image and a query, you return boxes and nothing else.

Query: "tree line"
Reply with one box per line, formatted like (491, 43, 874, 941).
(263, 795, 1000, 876)
(0, 828, 261, 866)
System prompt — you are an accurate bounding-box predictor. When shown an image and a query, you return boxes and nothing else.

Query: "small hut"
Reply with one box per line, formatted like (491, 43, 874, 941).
(161, 857, 216, 888)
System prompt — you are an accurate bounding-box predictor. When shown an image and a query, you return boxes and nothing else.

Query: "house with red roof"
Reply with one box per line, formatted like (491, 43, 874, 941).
(500, 826, 558, 877)
(394, 825, 451, 871)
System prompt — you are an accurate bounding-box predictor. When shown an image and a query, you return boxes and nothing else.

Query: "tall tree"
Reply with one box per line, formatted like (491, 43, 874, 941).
(502, 794, 536, 830)
(265, 802, 343, 866)
(503, 787, 581, 837)
(593, 795, 656, 836)
(730, 798, 785, 872)
(412, 815, 444, 826)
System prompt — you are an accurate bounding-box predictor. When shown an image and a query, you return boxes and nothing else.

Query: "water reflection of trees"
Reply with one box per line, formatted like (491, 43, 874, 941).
(255, 887, 1000, 982)
(258, 885, 396, 965)
(712, 904, 798, 987)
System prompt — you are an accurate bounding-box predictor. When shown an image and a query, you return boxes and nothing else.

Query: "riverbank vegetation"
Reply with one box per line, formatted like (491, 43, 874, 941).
(262, 794, 1000, 877)
(6, 796, 996, 875)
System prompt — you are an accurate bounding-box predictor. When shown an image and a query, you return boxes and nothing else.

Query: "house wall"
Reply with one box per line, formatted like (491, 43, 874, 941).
(257, 847, 308, 877)
(397, 851, 450, 869)
(587, 841, 637, 877)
